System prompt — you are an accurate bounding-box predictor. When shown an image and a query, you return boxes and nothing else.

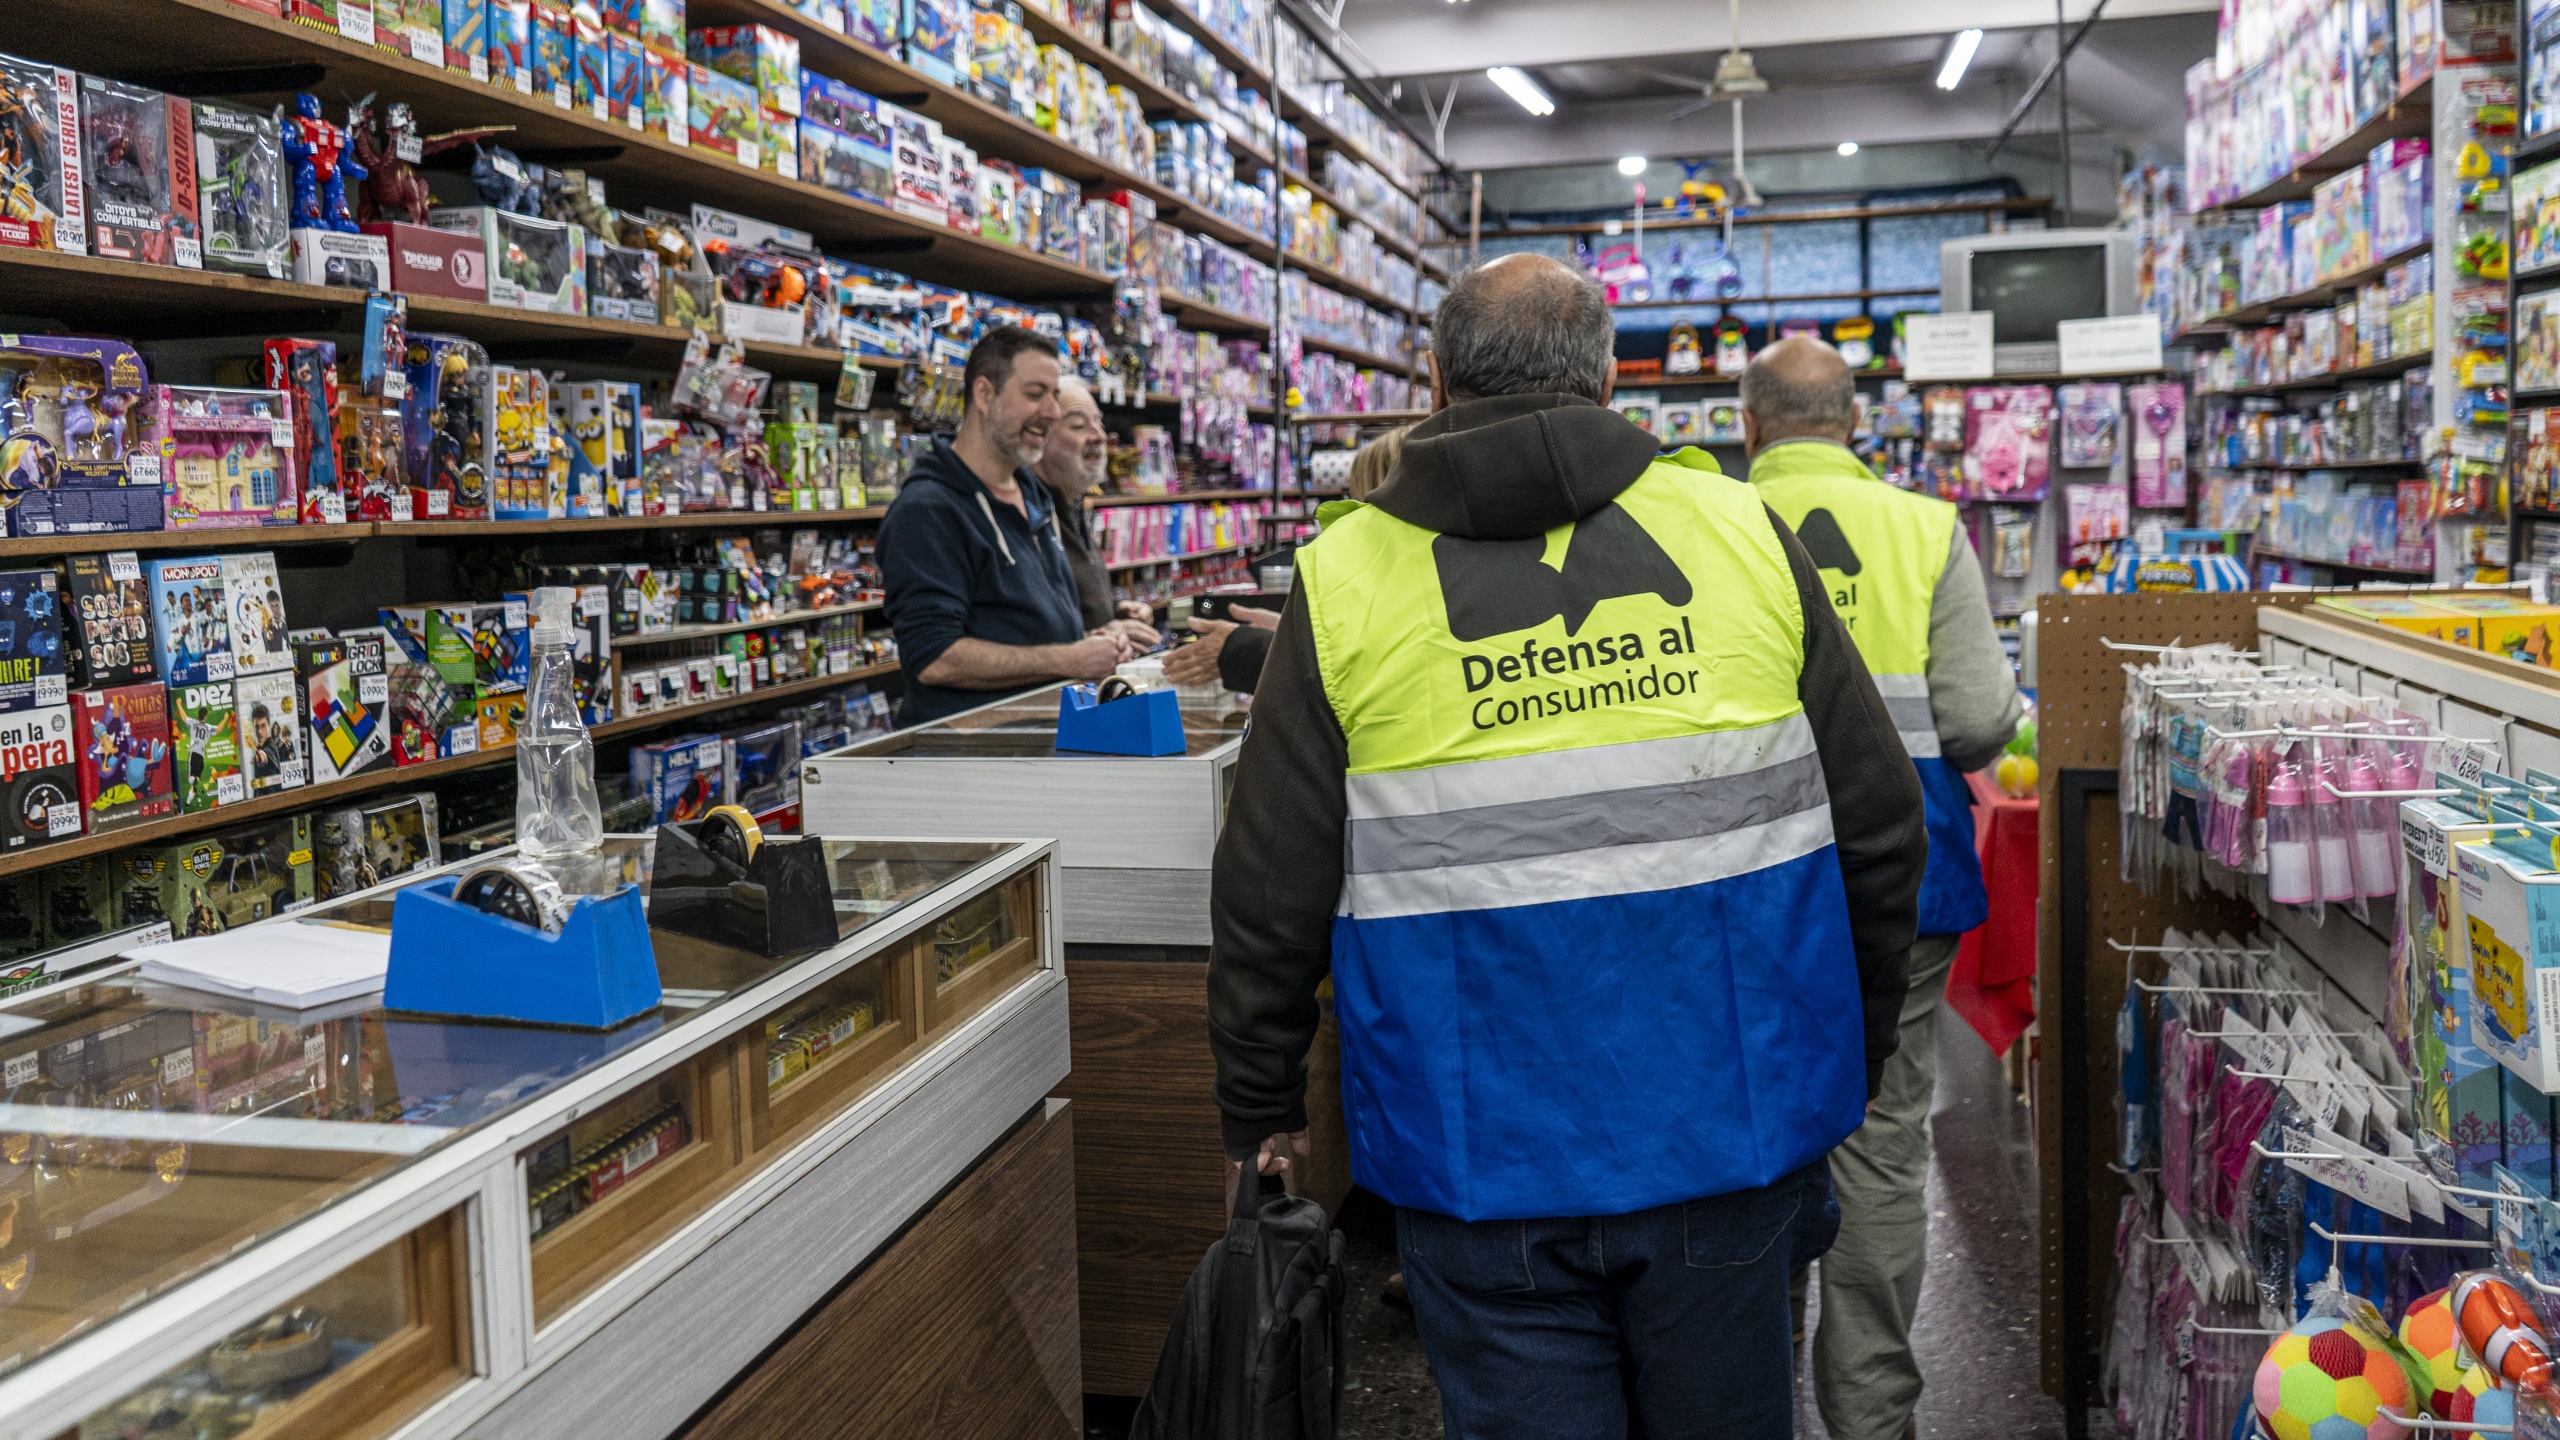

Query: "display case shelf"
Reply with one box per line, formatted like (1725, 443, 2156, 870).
(1106, 541, 1255, 570)
(2196, 349, 2435, 396)
(2196, 240, 2430, 327)
(1089, 488, 1274, 505)
(1295, 332, 1416, 374)
(0, 509, 896, 561)
(2206, 75, 2433, 211)
(610, 600, 883, 649)
(1282, 168, 1422, 261)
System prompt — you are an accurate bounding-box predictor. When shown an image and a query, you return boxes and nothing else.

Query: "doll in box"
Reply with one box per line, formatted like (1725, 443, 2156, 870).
(0, 335, 147, 490)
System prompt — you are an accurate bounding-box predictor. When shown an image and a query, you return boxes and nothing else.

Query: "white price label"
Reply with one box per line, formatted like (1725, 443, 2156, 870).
(215, 773, 246, 805)
(425, 490, 450, 517)
(389, 493, 415, 521)
(2455, 743, 2489, 787)
(515, 67, 534, 95)
(395, 133, 423, 164)
(470, 55, 490, 84)
(34, 676, 63, 707)
(3, 1053, 34, 1088)
(412, 29, 443, 67)
(626, 106, 643, 131)
(45, 801, 77, 837)
(554, 85, 571, 110)
(206, 651, 234, 681)
(282, 760, 306, 787)
(736, 140, 759, 170)
(127, 452, 161, 486)
(162, 1049, 194, 1085)
(107, 553, 140, 582)
(336, 3, 374, 44)
(358, 673, 388, 705)
(502, 600, 527, 629)
(382, 369, 406, 401)
(317, 492, 347, 524)
(270, 418, 295, 449)
(447, 725, 479, 755)
(592, 94, 609, 122)
(305, 1034, 324, 1061)
(137, 921, 172, 947)
(172, 235, 201, 270)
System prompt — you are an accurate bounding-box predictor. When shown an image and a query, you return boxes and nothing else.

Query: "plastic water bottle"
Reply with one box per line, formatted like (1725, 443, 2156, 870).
(517, 587, 605, 889)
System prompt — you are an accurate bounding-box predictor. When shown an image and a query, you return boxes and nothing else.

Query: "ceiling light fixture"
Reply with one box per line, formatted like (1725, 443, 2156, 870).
(1837, 141, 1860, 156)
(1618, 155, 1648, 176)
(1486, 66, 1556, 117)
(1937, 28, 1983, 90)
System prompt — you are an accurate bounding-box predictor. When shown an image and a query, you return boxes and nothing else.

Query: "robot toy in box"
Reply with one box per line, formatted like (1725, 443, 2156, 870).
(79, 75, 198, 267)
(587, 238, 662, 323)
(400, 332, 493, 519)
(191, 101, 288, 278)
(0, 335, 161, 537)
(137, 386, 295, 529)
(430, 204, 587, 313)
(0, 52, 86, 254)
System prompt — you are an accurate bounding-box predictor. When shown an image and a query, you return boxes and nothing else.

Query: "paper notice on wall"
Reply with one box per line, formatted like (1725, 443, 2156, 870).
(2056, 314, 2165, 374)
(1900, 312, 1995, 381)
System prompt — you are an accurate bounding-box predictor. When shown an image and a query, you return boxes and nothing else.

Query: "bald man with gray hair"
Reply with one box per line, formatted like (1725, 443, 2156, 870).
(1207, 255, 1926, 1440)
(1744, 335, 2022, 1440)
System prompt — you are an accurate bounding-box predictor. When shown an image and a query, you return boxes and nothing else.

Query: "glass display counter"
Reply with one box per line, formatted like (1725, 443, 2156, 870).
(0, 833, 1065, 1440)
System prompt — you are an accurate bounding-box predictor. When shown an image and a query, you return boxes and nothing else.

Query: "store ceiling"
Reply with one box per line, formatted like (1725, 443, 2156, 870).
(1335, 0, 2219, 173)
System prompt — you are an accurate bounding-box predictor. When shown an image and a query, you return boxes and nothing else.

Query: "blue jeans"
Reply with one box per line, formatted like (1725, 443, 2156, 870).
(1396, 1158, 1839, 1440)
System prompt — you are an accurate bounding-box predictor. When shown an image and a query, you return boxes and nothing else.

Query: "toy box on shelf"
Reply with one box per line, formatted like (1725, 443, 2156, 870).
(136, 387, 296, 529)
(0, 334, 162, 537)
(0, 53, 86, 255)
(78, 75, 199, 268)
(191, 100, 288, 277)
(429, 206, 588, 314)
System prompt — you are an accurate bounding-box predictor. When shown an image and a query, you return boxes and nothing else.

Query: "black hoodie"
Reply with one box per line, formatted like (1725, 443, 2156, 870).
(878, 438, 1088, 726)
(1206, 393, 1930, 1162)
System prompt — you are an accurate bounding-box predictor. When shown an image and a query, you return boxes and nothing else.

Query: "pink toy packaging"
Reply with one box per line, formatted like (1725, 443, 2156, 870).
(2129, 381, 2189, 508)
(137, 385, 298, 529)
(1963, 385, 2053, 502)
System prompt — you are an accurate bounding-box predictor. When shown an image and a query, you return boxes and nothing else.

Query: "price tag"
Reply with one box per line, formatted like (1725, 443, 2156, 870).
(162, 1049, 194, 1085)
(337, 2, 375, 44)
(172, 236, 201, 269)
(736, 140, 759, 171)
(126, 452, 161, 486)
(206, 651, 234, 681)
(592, 94, 609, 122)
(136, 921, 172, 947)
(358, 673, 388, 705)
(448, 725, 479, 755)
(389, 492, 415, 521)
(2455, 742, 2489, 787)
(395, 133, 422, 164)
(412, 29, 443, 67)
(382, 369, 406, 401)
(270, 418, 295, 449)
(316, 491, 347, 524)
(34, 676, 62, 707)
(45, 801, 78, 837)
(215, 774, 246, 805)
(282, 760, 306, 787)
(425, 490, 451, 517)
(554, 85, 571, 111)
(107, 553, 140, 583)
(469, 54, 490, 84)
(515, 67, 534, 95)
(3, 1053, 35, 1088)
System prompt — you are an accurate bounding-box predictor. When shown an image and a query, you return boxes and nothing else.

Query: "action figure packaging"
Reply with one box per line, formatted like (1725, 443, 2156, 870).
(0, 566, 65, 713)
(191, 100, 288, 278)
(587, 238, 662, 322)
(297, 629, 390, 783)
(40, 855, 115, 954)
(335, 388, 404, 524)
(79, 75, 198, 267)
(629, 732, 724, 824)
(63, 551, 154, 687)
(220, 552, 292, 675)
(723, 718, 801, 818)
(71, 680, 174, 833)
(171, 678, 243, 813)
(0, 52, 86, 254)
(0, 702, 76, 849)
(314, 792, 438, 900)
(0, 332, 151, 489)
(426, 204, 587, 313)
(116, 813, 314, 936)
(289, 226, 390, 290)
(145, 555, 232, 686)
(261, 339, 341, 520)
(234, 668, 308, 798)
(135, 385, 297, 529)
(401, 331, 494, 519)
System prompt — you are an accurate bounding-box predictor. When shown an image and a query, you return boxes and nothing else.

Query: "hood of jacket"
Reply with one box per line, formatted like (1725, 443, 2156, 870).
(906, 437, 1058, 557)
(1366, 393, 1663, 541)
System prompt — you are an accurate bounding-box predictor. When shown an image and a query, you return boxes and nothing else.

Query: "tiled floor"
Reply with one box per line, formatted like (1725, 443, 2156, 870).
(1328, 1000, 2078, 1440)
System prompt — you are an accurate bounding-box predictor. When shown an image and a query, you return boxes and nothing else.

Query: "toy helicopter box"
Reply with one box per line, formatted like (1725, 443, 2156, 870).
(427, 205, 587, 314)
(2459, 836, 2560, 1092)
(71, 681, 174, 833)
(0, 703, 78, 850)
(0, 53, 86, 254)
(0, 567, 66, 714)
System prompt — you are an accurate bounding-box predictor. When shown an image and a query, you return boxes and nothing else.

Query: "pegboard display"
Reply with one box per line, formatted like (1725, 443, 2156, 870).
(2032, 592, 2318, 773)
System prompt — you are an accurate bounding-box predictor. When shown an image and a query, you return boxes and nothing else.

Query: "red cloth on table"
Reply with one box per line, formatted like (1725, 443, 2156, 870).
(1948, 767, 2039, 1055)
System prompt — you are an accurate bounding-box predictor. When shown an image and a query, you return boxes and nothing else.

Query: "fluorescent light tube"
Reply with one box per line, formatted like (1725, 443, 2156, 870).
(1487, 66, 1556, 116)
(1937, 29, 1983, 90)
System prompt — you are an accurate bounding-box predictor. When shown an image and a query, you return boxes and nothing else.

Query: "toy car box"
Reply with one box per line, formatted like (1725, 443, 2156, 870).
(114, 813, 314, 936)
(428, 205, 587, 314)
(313, 791, 438, 899)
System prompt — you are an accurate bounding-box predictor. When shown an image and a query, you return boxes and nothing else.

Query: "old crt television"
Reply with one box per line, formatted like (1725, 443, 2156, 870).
(1939, 229, 2140, 375)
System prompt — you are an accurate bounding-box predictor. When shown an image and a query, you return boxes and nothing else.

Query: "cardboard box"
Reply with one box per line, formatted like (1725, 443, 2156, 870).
(235, 669, 308, 797)
(427, 205, 585, 313)
(2462, 838, 2560, 1090)
(364, 220, 491, 302)
(116, 813, 314, 936)
(138, 386, 296, 530)
(64, 552, 155, 688)
(71, 682, 174, 835)
(0, 54, 85, 254)
(629, 732, 724, 823)
(221, 552, 292, 676)
(2408, 797, 2509, 1190)
(691, 24, 801, 115)
(290, 228, 390, 290)
(688, 62, 761, 164)
(0, 704, 79, 849)
(171, 679, 243, 812)
(145, 555, 233, 687)
(193, 100, 289, 278)
(2436, 595, 2560, 667)
(7, 486, 163, 538)
(80, 77, 197, 267)
(0, 568, 66, 713)
(296, 631, 390, 782)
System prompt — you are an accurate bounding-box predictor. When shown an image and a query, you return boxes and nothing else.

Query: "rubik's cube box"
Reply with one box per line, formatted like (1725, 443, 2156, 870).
(112, 813, 314, 937)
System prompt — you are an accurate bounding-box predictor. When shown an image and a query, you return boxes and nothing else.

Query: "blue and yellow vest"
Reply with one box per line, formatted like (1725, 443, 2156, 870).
(1750, 440, 1989, 937)
(1298, 448, 1867, 1221)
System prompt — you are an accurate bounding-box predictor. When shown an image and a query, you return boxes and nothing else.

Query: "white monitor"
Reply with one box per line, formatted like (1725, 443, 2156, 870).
(1938, 229, 2141, 375)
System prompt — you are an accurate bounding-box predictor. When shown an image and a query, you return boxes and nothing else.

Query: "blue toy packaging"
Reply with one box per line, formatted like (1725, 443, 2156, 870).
(902, 0, 963, 85)
(608, 32, 646, 127)
(488, 1, 529, 89)
(574, 8, 610, 119)
(0, 568, 66, 713)
(845, 0, 899, 52)
(446, 0, 493, 83)
(629, 733, 725, 824)
(531, 0, 574, 103)
(145, 555, 232, 687)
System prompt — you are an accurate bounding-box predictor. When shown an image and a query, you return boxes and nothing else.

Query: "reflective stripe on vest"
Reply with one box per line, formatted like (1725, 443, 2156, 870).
(1298, 448, 1869, 1221)
(1750, 442, 1986, 937)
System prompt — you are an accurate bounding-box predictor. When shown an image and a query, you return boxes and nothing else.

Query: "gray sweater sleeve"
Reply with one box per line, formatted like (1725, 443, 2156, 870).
(1927, 524, 2025, 774)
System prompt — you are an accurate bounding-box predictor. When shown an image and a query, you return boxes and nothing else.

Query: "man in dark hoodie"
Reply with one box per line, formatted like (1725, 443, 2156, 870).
(879, 327, 1149, 726)
(1207, 255, 1927, 1439)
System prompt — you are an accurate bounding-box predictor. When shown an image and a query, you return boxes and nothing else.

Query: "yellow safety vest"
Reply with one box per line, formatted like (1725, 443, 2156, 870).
(1295, 448, 1867, 1221)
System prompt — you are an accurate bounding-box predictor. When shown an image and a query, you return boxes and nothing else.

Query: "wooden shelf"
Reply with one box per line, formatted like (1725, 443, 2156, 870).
(2198, 349, 2435, 397)
(1610, 287, 1935, 311)
(1286, 251, 1416, 316)
(1161, 294, 1271, 336)
(2214, 457, 2425, 471)
(1486, 196, 2048, 240)
(1282, 169, 1421, 261)
(1291, 410, 1427, 425)
(1151, 4, 1274, 99)
(2204, 76, 2433, 212)
(0, 509, 896, 560)
(1088, 488, 1273, 506)
(2199, 240, 2430, 327)
(613, 600, 881, 649)
(1275, 91, 1423, 205)
(1006, 6, 1272, 169)
(2249, 545, 2432, 576)
(1105, 541, 1255, 571)
(0, 661, 900, 880)
(13, 0, 1113, 300)
(1296, 332, 1415, 374)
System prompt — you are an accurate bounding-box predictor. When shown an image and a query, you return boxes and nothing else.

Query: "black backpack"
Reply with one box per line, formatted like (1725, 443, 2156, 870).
(1127, 1171, 1347, 1440)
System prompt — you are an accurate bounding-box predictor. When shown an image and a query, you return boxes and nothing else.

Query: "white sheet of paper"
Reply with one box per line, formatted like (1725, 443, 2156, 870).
(129, 924, 392, 1009)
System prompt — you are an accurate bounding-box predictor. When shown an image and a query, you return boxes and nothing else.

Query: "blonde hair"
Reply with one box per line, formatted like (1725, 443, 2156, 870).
(1346, 424, 1411, 500)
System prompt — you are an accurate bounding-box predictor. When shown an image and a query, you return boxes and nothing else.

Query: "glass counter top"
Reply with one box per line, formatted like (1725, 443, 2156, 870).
(836, 682, 1251, 759)
(0, 835, 1018, 1378)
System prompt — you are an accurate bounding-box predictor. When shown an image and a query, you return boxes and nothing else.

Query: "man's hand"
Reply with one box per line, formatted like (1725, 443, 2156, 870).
(1062, 634, 1127, 679)
(1163, 619, 1234, 687)
(1116, 600, 1156, 622)
(1230, 604, 1282, 631)
(1226, 1129, 1311, 1208)
(1105, 615, 1162, 649)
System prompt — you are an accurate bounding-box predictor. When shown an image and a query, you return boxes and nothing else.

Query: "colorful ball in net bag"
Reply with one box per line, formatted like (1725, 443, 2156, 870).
(2252, 1318, 2417, 1440)
(2396, 1289, 2463, 1417)
(2449, 1365, 2515, 1427)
